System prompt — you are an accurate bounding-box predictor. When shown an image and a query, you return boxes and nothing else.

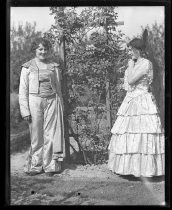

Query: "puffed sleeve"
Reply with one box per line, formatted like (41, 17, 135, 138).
(139, 59, 151, 75)
(19, 67, 30, 118)
(138, 59, 153, 84)
(127, 59, 151, 85)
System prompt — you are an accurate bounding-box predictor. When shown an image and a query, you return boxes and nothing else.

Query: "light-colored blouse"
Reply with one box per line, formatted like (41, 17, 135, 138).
(123, 58, 153, 93)
(37, 68, 56, 97)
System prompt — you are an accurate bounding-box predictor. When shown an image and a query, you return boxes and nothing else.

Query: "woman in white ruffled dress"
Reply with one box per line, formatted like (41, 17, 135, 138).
(108, 34, 164, 177)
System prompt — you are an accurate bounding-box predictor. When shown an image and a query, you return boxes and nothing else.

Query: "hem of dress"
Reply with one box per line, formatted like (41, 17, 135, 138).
(108, 153, 164, 177)
(108, 169, 164, 178)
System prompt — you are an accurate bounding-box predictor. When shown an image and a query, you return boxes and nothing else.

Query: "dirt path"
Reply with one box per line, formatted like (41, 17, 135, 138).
(10, 150, 165, 206)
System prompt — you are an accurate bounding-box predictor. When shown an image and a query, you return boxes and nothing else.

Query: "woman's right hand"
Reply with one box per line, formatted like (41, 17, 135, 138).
(23, 115, 32, 123)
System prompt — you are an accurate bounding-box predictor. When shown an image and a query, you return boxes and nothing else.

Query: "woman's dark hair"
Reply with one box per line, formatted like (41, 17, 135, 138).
(127, 29, 148, 51)
(127, 38, 145, 51)
(31, 37, 52, 53)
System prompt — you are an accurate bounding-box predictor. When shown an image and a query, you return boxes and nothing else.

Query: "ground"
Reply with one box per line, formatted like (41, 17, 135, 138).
(10, 130, 165, 206)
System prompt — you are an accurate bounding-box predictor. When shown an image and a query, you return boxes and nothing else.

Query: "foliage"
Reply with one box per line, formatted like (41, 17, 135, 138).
(49, 7, 129, 164)
(10, 93, 28, 133)
(142, 23, 165, 127)
(10, 22, 42, 132)
(10, 8, 164, 164)
(10, 93, 21, 125)
(10, 22, 42, 93)
(69, 107, 110, 164)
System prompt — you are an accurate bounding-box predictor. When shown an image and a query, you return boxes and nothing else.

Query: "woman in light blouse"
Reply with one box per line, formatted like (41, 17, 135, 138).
(108, 31, 164, 177)
(19, 37, 64, 176)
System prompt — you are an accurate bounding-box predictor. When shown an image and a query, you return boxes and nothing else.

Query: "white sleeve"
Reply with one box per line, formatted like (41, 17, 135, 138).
(123, 60, 133, 91)
(138, 59, 151, 75)
(18, 67, 31, 118)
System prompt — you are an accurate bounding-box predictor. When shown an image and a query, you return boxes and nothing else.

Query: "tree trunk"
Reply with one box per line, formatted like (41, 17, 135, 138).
(59, 35, 70, 160)
(104, 19, 112, 129)
(106, 80, 112, 128)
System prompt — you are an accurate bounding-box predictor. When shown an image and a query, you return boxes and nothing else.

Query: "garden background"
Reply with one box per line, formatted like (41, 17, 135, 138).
(10, 6, 164, 165)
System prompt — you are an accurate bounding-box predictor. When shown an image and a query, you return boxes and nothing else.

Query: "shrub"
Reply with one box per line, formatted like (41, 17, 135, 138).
(10, 93, 28, 133)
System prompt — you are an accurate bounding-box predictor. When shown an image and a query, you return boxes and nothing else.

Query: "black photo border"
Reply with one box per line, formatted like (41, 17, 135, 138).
(3, 0, 171, 208)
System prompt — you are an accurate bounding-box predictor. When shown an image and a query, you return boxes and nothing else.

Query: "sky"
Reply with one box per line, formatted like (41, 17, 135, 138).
(10, 6, 164, 39)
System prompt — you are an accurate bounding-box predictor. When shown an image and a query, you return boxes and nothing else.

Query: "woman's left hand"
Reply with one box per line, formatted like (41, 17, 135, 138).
(23, 115, 32, 123)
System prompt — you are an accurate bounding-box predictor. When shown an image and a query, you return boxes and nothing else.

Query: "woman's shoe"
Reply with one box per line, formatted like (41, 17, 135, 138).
(24, 171, 42, 176)
(45, 172, 55, 177)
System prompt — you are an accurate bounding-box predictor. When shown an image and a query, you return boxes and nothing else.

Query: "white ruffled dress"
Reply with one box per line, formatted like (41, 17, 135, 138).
(108, 58, 164, 177)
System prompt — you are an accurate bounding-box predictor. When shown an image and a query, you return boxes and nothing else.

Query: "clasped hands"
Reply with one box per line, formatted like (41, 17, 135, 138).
(23, 115, 32, 123)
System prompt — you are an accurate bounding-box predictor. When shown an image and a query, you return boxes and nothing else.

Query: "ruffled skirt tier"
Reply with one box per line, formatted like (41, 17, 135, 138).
(108, 92, 164, 177)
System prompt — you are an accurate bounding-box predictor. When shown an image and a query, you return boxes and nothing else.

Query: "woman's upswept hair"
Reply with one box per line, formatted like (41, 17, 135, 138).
(127, 29, 148, 51)
(127, 38, 145, 51)
(31, 37, 52, 53)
